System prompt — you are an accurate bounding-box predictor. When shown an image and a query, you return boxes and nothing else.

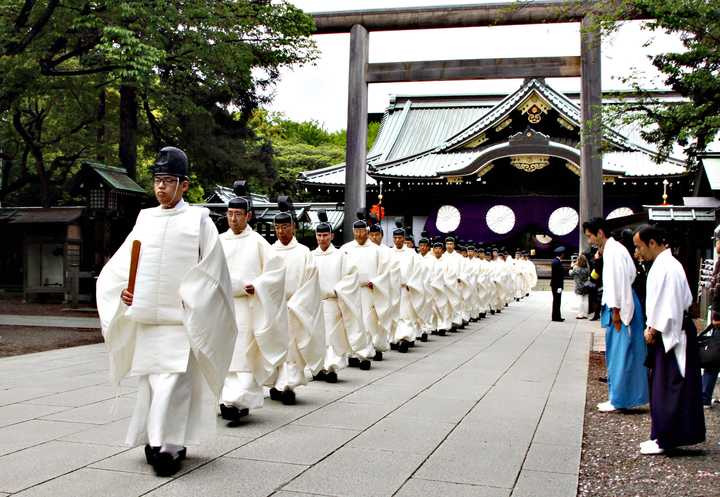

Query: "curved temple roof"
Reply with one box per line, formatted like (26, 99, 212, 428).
(300, 79, 686, 187)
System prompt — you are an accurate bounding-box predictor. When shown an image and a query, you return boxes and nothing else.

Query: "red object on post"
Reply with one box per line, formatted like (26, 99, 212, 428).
(370, 204, 385, 221)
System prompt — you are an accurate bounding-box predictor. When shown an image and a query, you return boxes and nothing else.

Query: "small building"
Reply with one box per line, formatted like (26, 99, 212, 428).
(0, 161, 145, 305)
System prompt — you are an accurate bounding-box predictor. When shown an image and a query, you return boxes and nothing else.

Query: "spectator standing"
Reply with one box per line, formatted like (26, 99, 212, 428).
(570, 254, 591, 319)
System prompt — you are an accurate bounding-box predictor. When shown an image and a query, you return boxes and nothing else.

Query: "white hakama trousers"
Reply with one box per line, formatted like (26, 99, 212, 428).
(272, 340, 307, 392)
(221, 372, 264, 411)
(222, 299, 268, 411)
(126, 354, 214, 454)
(393, 290, 418, 343)
(359, 286, 389, 352)
(321, 299, 350, 372)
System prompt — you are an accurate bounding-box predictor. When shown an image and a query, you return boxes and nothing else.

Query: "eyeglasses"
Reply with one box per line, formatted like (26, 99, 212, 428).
(153, 177, 179, 186)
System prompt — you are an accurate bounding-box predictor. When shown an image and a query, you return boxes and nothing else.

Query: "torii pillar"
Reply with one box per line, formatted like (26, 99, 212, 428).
(343, 24, 369, 239)
(579, 15, 603, 250)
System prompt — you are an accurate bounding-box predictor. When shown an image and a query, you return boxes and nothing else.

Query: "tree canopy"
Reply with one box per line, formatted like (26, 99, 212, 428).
(609, 0, 720, 163)
(0, 0, 317, 206)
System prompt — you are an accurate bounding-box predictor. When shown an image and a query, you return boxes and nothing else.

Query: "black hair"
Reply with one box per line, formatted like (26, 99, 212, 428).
(582, 217, 609, 237)
(634, 224, 666, 247)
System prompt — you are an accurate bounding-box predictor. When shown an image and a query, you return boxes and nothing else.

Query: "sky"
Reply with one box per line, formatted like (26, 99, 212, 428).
(266, 0, 684, 131)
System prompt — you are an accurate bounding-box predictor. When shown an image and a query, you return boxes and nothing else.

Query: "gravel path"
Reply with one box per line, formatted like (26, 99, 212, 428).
(579, 352, 720, 497)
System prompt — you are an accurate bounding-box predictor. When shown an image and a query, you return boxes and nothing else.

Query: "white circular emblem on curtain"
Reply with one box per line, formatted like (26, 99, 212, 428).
(548, 207, 579, 236)
(606, 207, 634, 220)
(486, 205, 515, 234)
(436, 205, 461, 233)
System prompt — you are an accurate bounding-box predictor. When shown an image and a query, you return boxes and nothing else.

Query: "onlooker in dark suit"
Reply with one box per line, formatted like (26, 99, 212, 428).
(551, 246, 565, 322)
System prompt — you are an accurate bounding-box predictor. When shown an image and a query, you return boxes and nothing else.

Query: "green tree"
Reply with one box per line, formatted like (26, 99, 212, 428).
(608, 0, 720, 162)
(0, 0, 317, 206)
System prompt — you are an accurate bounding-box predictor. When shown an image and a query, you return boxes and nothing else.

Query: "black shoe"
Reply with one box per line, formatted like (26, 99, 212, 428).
(409, 340, 416, 347)
(313, 370, 328, 381)
(526, 293, 530, 297)
(496, 309, 502, 314)
(480, 313, 486, 319)
(552, 318, 565, 322)
(505, 303, 509, 307)
(390, 342, 399, 350)
(438, 329, 446, 336)
(490, 310, 495, 315)
(269, 387, 282, 401)
(398, 340, 409, 353)
(431, 330, 438, 335)
(281, 389, 296, 405)
(374, 351, 383, 361)
(220, 404, 249, 421)
(144, 444, 160, 465)
(359, 359, 371, 370)
(152, 451, 182, 477)
(326, 371, 338, 383)
(420, 333, 428, 342)
(348, 357, 360, 368)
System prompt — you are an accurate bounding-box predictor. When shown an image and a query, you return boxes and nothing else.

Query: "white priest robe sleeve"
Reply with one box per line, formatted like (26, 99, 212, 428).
(601, 237, 636, 326)
(645, 249, 693, 376)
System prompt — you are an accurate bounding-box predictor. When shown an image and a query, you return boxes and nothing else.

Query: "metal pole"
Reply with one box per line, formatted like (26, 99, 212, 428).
(343, 24, 369, 242)
(579, 14, 603, 251)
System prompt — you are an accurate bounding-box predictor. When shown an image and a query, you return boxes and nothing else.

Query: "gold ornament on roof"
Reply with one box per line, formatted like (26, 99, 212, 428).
(519, 92, 550, 125)
(495, 118, 512, 132)
(511, 155, 550, 172)
(463, 133, 488, 149)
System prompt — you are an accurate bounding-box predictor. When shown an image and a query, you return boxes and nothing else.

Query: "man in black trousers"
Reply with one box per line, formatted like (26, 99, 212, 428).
(551, 246, 565, 322)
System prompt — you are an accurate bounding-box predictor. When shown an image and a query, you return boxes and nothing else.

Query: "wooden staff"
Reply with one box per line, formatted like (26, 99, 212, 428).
(127, 240, 141, 295)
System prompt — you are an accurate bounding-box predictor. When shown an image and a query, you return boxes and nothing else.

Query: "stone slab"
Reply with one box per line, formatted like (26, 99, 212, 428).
(0, 419, 97, 457)
(0, 441, 122, 493)
(396, 478, 511, 497)
(227, 424, 359, 465)
(294, 401, 392, 431)
(12, 468, 161, 497)
(0, 403, 68, 428)
(39, 396, 138, 425)
(143, 457, 307, 497)
(522, 442, 581, 475)
(349, 416, 454, 454)
(284, 446, 426, 497)
(511, 470, 578, 497)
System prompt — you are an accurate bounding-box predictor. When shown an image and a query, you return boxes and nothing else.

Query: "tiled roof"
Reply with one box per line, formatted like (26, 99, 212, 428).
(301, 79, 688, 186)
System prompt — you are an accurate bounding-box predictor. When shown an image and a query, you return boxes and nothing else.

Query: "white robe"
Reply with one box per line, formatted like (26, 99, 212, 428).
(272, 237, 326, 390)
(390, 245, 423, 342)
(601, 237, 637, 326)
(442, 251, 464, 325)
(220, 226, 287, 409)
(431, 255, 453, 330)
(96, 199, 237, 447)
(645, 249, 693, 377)
(341, 240, 391, 353)
(312, 244, 363, 370)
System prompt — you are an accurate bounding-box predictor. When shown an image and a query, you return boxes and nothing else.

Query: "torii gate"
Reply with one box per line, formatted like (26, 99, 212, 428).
(312, 2, 643, 246)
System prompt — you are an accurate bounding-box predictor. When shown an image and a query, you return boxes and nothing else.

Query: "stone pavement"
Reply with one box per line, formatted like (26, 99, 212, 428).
(0, 292, 592, 497)
(0, 315, 100, 329)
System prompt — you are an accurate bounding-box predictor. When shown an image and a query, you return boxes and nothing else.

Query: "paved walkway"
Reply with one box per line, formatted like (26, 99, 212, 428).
(0, 315, 100, 329)
(0, 292, 592, 497)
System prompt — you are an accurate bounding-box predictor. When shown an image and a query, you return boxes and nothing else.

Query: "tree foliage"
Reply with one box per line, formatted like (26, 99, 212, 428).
(0, 0, 317, 206)
(608, 0, 720, 162)
(247, 109, 380, 201)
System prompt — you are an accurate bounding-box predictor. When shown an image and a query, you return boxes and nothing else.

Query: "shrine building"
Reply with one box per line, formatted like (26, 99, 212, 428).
(298, 78, 690, 255)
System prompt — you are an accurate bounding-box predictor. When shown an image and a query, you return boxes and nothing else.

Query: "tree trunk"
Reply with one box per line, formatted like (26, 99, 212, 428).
(119, 84, 137, 178)
(96, 89, 106, 162)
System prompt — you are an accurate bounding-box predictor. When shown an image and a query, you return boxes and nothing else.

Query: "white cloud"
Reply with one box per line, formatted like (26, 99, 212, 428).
(268, 2, 684, 130)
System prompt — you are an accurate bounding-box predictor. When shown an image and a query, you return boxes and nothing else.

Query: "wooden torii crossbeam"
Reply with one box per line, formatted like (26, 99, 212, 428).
(311, 2, 646, 244)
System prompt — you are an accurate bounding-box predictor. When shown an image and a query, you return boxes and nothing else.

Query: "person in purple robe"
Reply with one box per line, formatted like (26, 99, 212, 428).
(633, 225, 705, 455)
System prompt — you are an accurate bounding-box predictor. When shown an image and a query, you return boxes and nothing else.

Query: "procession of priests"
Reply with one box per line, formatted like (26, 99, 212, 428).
(96, 147, 537, 476)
